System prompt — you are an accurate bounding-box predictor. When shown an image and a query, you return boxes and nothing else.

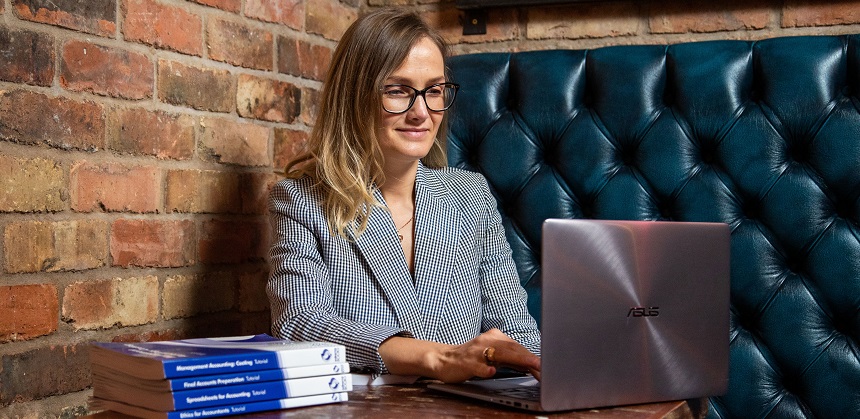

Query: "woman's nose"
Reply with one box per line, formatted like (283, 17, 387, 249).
(407, 94, 430, 119)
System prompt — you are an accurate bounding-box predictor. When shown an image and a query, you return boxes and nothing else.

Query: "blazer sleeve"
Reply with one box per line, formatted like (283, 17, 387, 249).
(472, 174, 542, 355)
(266, 178, 411, 374)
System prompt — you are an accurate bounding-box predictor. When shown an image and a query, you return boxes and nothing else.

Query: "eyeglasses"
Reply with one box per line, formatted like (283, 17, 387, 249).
(381, 82, 460, 114)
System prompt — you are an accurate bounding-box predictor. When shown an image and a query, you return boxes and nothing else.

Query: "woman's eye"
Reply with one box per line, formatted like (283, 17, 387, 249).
(384, 88, 409, 97)
(426, 87, 443, 96)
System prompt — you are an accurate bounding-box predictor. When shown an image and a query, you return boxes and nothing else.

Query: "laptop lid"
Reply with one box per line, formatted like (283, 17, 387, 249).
(538, 219, 730, 411)
(428, 219, 730, 412)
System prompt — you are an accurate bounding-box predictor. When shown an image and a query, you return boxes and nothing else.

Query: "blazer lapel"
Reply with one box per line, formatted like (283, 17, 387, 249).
(413, 164, 460, 342)
(350, 189, 426, 338)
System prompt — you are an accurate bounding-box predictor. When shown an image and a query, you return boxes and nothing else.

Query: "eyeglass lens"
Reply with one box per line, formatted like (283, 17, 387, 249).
(382, 83, 458, 113)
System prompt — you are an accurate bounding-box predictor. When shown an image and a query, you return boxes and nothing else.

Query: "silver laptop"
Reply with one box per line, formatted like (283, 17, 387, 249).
(429, 219, 730, 412)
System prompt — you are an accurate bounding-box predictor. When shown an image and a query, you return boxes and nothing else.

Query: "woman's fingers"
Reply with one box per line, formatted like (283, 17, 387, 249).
(433, 329, 541, 383)
(485, 337, 540, 369)
(470, 330, 541, 378)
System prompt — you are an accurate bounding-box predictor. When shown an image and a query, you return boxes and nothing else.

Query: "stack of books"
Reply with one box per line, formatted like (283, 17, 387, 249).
(89, 334, 351, 419)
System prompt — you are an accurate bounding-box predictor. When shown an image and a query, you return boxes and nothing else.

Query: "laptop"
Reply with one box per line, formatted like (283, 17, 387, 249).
(429, 219, 730, 412)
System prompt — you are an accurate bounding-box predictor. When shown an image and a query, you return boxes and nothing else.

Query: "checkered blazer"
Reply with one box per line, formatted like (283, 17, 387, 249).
(267, 163, 541, 373)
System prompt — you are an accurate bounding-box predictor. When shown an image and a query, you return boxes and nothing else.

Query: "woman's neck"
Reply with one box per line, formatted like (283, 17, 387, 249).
(380, 161, 418, 204)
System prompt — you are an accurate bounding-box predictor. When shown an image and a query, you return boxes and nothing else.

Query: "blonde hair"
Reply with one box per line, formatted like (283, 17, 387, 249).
(285, 9, 449, 238)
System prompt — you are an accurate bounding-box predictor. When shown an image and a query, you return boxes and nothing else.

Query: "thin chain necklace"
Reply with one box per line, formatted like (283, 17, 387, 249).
(396, 215, 414, 242)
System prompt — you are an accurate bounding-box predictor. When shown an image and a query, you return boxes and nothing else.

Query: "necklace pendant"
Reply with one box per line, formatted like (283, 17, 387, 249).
(398, 234, 404, 242)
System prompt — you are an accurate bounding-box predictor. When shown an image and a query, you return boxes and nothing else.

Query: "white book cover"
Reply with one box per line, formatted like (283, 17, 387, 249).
(92, 362, 351, 392)
(90, 334, 345, 380)
(90, 392, 349, 419)
(93, 373, 353, 411)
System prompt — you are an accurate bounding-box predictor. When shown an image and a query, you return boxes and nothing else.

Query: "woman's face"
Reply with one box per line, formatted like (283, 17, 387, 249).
(378, 37, 446, 168)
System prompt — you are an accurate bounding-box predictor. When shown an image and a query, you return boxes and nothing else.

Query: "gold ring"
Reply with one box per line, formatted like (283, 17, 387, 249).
(482, 347, 496, 365)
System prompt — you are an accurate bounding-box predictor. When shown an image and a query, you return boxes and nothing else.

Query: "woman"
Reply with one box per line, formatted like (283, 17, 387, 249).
(267, 8, 541, 383)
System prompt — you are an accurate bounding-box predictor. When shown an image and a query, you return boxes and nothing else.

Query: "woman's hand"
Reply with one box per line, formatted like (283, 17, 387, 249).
(433, 328, 541, 383)
(378, 328, 541, 383)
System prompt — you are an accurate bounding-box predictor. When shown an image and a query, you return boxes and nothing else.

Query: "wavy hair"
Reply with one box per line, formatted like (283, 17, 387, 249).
(284, 8, 449, 239)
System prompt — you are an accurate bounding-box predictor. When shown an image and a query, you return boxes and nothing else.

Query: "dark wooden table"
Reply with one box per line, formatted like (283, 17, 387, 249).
(86, 382, 707, 418)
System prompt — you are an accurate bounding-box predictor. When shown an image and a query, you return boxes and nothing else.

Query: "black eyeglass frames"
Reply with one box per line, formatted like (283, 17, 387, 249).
(381, 82, 460, 114)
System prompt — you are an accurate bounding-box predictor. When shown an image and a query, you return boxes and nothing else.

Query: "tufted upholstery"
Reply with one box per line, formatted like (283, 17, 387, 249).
(446, 35, 860, 418)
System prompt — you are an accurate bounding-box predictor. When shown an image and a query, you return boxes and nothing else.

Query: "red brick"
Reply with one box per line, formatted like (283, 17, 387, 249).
(123, 0, 203, 56)
(207, 18, 273, 71)
(0, 90, 105, 151)
(236, 74, 301, 123)
(424, 7, 519, 44)
(62, 276, 159, 329)
(0, 154, 66, 213)
(166, 169, 242, 214)
(238, 269, 269, 313)
(200, 116, 271, 167)
(277, 37, 331, 81)
(163, 273, 236, 319)
(0, 27, 54, 86)
(190, 0, 240, 13)
(70, 162, 160, 213)
(199, 218, 268, 264)
(650, 0, 770, 34)
(60, 40, 153, 100)
(0, 284, 58, 342)
(783, 0, 860, 27)
(246, 0, 303, 30)
(239, 312, 273, 336)
(113, 108, 195, 160)
(14, 0, 116, 37)
(306, 0, 357, 41)
(158, 59, 234, 112)
(4, 220, 108, 273)
(0, 342, 90, 405)
(110, 329, 186, 343)
(196, 317, 247, 337)
(273, 128, 308, 171)
(300, 86, 320, 126)
(527, 3, 640, 40)
(241, 171, 278, 215)
(110, 219, 196, 267)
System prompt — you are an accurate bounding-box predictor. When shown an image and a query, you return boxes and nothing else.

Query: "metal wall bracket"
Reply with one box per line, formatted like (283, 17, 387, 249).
(462, 9, 487, 35)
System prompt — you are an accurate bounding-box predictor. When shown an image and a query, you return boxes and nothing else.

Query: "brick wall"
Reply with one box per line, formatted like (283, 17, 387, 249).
(0, 0, 344, 417)
(1, 0, 858, 417)
(391, 0, 860, 54)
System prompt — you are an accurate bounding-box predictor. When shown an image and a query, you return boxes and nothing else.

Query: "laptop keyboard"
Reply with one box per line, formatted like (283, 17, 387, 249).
(489, 385, 541, 400)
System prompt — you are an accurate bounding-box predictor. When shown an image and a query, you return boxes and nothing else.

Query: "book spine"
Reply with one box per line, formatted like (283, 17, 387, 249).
(170, 363, 350, 391)
(166, 393, 348, 419)
(172, 374, 353, 410)
(163, 344, 345, 378)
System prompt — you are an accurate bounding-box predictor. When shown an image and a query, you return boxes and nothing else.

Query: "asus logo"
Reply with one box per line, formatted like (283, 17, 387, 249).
(627, 306, 660, 317)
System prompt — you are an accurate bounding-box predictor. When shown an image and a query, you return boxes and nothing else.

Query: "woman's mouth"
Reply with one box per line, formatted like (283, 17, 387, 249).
(397, 128, 430, 138)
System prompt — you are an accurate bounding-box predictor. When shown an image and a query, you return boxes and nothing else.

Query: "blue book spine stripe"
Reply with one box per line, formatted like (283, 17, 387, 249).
(163, 353, 280, 378)
(169, 369, 288, 391)
(172, 381, 288, 410)
(165, 394, 347, 419)
(166, 399, 286, 419)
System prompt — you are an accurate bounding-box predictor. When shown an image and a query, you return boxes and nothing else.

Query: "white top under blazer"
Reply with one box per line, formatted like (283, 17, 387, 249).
(267, 162, 541, 373)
